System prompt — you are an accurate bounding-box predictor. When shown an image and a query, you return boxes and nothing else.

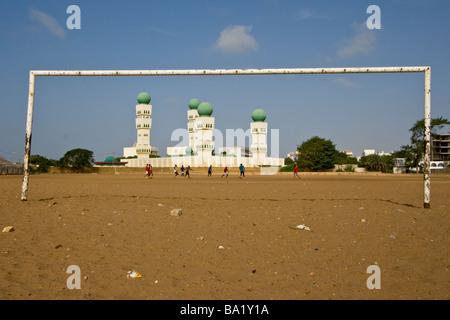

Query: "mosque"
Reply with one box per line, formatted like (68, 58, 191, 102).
(122, 92, 283, 168)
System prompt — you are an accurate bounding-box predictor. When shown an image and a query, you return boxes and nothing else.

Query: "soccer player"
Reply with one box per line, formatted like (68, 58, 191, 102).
(186, 165, 192, 179)
(294, 164, 300, 179)
(239, 164, 245, 178)
(145, 164, 150, 179)
(221, 166, 229, 178)
(208, 165, 212, 178)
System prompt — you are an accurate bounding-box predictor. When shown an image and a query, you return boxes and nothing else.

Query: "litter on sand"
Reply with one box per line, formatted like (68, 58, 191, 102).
(170, 208, 182, 216)
(289, 224, 311, 231)
(2, 226, 14, 233)
(127, 270, 142, 278)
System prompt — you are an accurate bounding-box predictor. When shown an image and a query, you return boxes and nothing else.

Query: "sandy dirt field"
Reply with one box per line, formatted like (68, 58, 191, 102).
(0, 171, 449, 300)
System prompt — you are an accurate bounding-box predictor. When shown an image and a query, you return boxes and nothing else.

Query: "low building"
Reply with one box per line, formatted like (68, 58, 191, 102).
(343, 150, 353, 158)
(0, 157, 23, 175)
(393, 158, 406, 174)
(362, 149, 376, 157)
(94, 156, 127, 167)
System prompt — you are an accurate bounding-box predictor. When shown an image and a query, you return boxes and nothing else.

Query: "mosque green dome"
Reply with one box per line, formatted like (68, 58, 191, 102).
(251, 109, 266, 122)
(185, 147, 193, 155)
(197, 102, 213, 117)
(137, 92, 151, 105)
(104, 156, 115, 162)
(188, 99, 201, 110)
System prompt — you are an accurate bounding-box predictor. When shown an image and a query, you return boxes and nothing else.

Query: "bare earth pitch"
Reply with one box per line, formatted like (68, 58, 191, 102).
(1, 172, 448, 299)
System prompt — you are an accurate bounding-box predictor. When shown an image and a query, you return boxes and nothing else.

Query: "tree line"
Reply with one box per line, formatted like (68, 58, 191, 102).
(29, 148, 95, 173)
(283, 116, 449, 173)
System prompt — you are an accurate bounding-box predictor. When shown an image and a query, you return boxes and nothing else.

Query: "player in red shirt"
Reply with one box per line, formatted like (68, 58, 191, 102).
(294, 165, 300, 179)
(221, 166, 229, 178)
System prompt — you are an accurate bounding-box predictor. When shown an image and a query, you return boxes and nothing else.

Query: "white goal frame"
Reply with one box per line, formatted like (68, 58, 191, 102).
(20, 66, 432, 208)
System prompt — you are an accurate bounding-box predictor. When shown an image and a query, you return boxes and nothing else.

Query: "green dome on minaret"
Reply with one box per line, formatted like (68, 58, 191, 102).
(188, 98, 201, 110)
(197, 102, 213, 117)
(137, 92, 151, 105)
(251, 109, 266, 122)
(104, 156, 115, 162)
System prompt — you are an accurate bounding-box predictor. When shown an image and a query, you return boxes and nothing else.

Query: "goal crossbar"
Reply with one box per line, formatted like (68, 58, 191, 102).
(21, 66, 432, 208)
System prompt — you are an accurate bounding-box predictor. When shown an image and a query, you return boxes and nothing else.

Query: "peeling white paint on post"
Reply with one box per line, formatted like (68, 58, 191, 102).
(21, 71, 36, 201)
(423, 67, 431, 208)
(20, 67, 432, 207)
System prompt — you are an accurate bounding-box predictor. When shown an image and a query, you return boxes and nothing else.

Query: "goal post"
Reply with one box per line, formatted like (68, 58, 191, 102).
(20, 66, 432, 208)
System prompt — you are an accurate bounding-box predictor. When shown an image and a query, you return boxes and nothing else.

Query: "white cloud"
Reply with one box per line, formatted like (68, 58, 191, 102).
(214, 25, 258, 54)
(29, 8, 66, 38)
(148, 26, 177, 37)
(337, 23, 376, 58)
(296, 9, 313, 21)
(164, 97, 181, 106)
(332, 78, 361, 88)
(294, 8, 336, 21)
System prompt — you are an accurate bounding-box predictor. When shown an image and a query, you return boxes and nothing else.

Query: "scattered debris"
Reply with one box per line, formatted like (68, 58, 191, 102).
(289, 224, 311, 231)
(55, 244, 63, 249)
(127, 270, 142, 278)
(396, 209, 405, 213)
(158, 203, 164, 207)
(358, 207, 364, 210)
(218, 246, 224, 249)
(170, 209, 182, 216)
(389, 235, 396, 240)
(2, 226, 14, 233)
(360, 219, 366, 223)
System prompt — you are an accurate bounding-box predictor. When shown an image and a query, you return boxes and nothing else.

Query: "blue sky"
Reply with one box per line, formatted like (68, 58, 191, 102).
(1, 0, 449, 163)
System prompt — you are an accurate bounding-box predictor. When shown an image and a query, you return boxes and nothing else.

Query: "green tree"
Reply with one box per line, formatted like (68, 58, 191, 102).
(284, 157, 294, 165)
(409, 116, 450, 167)
(58, 148, 94, 169)
(335, 151, 358, 165)
(297, 136, 337, 172)
(29, 155, 56, 173)
(359, 154, 393, 173)
(280, 156, 295, 172)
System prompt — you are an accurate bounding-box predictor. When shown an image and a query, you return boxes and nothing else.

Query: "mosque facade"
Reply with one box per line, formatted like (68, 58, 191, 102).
(122, 93, 283, 168)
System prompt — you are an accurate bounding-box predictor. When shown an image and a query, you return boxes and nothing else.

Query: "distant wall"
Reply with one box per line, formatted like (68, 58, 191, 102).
(0, 165, 23, 175)
(431, 167, 449, 175)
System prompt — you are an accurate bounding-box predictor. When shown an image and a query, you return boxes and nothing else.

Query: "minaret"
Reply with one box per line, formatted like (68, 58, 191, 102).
(250, 109, 268, 162)
(187, 98, 200, 154)
(135, 92, 157, 159)
(194, 101, 215, 160)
